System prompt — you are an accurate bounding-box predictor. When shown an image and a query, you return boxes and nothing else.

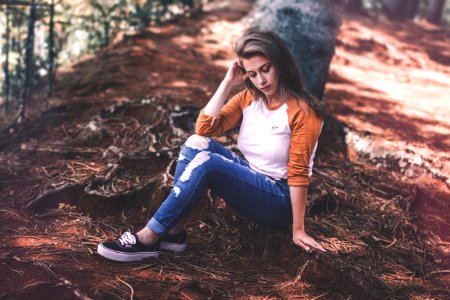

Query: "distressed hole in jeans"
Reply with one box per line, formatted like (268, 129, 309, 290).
(173, 186, 181, 197)
(179, 152, 210, 182)
(265, 176, 276, 184)
(185, 135, 209, 151)
(231, 152, 239, 161)
(220, 155, 233, 163)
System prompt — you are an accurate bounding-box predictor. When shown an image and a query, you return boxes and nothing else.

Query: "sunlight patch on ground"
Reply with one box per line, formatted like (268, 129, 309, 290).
(171, 35, 196, 49)
(420, 123, 450, 137)
(9, 237, 60, 247)
(332, 62, 449, 115)
(329, 15, 450, 185)
(169, 80, 189, 87)
(409, 69, 450, 87)
(198, 19, 246, 68)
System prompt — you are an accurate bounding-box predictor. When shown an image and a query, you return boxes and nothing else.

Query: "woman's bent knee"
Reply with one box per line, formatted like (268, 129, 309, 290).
(185, 134, 209, 151)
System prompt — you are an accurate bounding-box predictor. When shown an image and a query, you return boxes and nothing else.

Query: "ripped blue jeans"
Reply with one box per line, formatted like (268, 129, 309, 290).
(146, 136, 292, 235)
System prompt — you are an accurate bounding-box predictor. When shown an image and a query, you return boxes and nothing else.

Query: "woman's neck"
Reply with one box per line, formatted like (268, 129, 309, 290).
(265, 95, 283, 105)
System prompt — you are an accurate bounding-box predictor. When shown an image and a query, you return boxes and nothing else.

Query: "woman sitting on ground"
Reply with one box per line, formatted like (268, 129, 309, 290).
(98, 30, 326, 262)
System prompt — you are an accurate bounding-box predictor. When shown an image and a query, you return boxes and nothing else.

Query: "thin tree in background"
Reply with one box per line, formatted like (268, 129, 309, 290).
(48, 0, 55, 98)
(405, 0, 420, 19)
(346, 0, 363, 12)
(426, 0, 446, 24)
(3, 0, 11, 114)
(383, 0, 403, 19)
(382, 0, 420, 19)
(17, 0, 36, 123)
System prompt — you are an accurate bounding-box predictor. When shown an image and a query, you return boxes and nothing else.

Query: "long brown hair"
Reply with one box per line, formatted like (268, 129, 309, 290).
(234, 30, 324, 115)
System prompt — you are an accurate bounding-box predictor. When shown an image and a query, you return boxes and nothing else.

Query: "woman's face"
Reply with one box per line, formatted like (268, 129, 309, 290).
(241, 55, 278, 100)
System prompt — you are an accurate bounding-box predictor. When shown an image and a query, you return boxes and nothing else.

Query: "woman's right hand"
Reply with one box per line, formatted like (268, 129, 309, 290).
(223, 58, 248, 88)
(293, 229, 326, 253)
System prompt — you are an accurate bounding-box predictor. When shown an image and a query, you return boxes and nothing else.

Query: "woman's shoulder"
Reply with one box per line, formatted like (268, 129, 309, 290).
(230, 89, 252, 101)
(229, 89, 254, 109)
(285, 96, 322, 125)
(285, 96, 313, 114)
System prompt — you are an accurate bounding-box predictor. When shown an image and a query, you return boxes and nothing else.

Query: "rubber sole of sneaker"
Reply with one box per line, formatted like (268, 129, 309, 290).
(97, 244, 159, 262)
(160, 242, 187, 252)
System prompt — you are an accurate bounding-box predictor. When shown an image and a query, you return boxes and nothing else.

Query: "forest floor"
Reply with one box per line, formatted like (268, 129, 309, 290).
(0, 0, 449, 299)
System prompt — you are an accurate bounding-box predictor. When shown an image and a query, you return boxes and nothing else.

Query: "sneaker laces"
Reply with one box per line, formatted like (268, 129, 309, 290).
(118, 231, 136, 246)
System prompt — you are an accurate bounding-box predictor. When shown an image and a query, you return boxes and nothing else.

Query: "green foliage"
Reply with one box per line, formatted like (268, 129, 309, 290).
(358, 0, 450, 22)
(129, 0, 156, 31)
(1, 3, 50, 105)
(0, 0, 203, 108)
(76, 0, 202, 51)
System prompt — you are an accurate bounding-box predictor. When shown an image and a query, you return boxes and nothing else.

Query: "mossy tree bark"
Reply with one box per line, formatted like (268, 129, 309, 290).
(426, 0, 446, 24)
(383, 0, 421, 20)
(250, 0, 344, 100)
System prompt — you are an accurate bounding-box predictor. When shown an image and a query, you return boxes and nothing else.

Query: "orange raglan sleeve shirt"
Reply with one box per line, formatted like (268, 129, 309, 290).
(195, 90, 322, 187)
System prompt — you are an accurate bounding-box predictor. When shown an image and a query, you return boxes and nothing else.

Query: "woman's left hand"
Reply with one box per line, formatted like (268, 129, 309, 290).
(292, 230, 326, 252)
(223, 58, 248, 87)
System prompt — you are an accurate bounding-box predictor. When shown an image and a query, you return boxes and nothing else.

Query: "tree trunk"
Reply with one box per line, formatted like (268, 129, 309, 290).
(250, 0, 344, 100)
(383, 0, 421, 20)
(346, 0, 362, 12)
(3, 0, 11, 114)
(48, 0, 55, 98)
(405, 0, 420, 19)
(17, 0, 36, 123)
(426, 0, 446, 24)
(383, 0, 405, 19)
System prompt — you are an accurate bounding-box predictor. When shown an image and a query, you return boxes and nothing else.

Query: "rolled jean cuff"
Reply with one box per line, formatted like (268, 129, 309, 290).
(146, 217, 167, 236)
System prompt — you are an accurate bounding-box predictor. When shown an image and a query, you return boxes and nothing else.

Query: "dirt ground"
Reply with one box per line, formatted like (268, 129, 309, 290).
(0, 0, 449, 299)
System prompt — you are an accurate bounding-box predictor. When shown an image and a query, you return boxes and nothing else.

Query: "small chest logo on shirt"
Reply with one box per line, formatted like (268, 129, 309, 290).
(271, 126, 279, 130)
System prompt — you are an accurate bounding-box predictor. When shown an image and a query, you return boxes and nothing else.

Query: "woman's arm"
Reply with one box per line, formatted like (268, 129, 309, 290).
(196, 59, 249, 136)
(204, 59, 248, 116)
(290, 186, 326, 252)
